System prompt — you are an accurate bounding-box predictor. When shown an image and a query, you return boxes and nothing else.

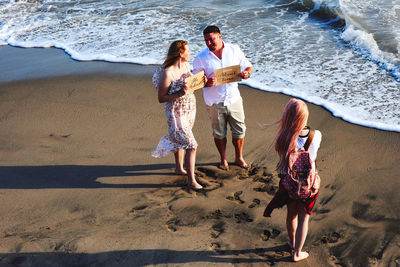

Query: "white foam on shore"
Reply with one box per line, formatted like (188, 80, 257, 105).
(241, 79, 400, 132)
(3, 39, 400, 132)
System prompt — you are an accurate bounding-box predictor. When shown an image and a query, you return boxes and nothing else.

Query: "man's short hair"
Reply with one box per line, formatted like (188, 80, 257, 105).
(203, 25, 220, 35)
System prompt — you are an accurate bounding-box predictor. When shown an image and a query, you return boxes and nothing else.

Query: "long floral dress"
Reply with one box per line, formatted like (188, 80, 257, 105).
(151, 67, 198, 158)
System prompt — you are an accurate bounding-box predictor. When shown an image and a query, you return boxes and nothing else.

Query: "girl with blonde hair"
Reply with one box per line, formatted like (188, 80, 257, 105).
(264, 98, 322, 262)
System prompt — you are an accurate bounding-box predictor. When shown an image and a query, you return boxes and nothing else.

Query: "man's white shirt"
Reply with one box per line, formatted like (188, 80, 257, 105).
(193, 43, 252, 106)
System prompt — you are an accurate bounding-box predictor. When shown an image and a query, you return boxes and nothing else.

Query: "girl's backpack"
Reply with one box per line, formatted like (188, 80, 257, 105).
(281, 130, 320, 199)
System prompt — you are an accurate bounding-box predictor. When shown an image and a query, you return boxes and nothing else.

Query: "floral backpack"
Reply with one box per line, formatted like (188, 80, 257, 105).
(281, 130, 320, 199)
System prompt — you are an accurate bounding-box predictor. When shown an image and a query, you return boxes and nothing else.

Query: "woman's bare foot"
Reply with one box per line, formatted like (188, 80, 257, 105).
(175, 169, 187, 175)
(218, 160, 229, 171)
(188, 181, 203, 190)
(293, 251, 309, 262)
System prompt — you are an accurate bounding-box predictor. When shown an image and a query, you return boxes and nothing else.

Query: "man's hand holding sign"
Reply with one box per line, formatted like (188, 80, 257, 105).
(204, 65, 252, 87)
(214, 65, 242, 86)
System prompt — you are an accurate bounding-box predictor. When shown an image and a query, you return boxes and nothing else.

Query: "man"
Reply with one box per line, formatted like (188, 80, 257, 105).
(193, 25, 253, 170)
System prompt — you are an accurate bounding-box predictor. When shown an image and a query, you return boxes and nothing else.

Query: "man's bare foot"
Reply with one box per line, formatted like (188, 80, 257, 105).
(188, 182, 203, 190)
(293, 251, 309, 262)
(234, 159, 249, 169)
(175, 169, 187, 175)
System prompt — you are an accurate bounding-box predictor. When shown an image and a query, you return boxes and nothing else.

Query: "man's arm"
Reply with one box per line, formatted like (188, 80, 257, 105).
(234, 44, 253, 80)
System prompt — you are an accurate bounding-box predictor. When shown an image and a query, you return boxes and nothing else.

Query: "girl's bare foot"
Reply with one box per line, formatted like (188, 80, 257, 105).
(293, 251, 309, 262)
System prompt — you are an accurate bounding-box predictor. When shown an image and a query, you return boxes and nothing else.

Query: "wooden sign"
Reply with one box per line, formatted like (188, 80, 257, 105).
(214, 65, 241, 86)
(186, 71, 205, 92)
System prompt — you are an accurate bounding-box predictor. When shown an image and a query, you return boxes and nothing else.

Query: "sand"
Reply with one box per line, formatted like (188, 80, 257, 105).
(0, 46, 399, 267)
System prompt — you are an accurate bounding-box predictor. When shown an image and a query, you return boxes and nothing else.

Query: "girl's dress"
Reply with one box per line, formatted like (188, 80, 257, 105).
(151, 66, 198, 158)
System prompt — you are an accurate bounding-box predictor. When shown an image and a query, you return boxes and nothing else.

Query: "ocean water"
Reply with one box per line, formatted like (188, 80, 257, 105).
(0, 0, 399, 132)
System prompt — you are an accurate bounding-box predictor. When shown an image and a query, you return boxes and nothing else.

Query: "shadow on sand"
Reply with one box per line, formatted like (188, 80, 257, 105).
(0, 246, 292, 266)
(0, 163, 209, 189)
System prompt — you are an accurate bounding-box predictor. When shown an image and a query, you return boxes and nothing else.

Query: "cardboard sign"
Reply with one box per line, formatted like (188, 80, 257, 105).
(214, 65, 242, 86)
(186, 71, 205, 92)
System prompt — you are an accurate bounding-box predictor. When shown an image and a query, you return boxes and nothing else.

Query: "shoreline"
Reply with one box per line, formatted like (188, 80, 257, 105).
(2, 44, 399, 133)
(1, 45, 399, 266)
(0, 45, 157, 84)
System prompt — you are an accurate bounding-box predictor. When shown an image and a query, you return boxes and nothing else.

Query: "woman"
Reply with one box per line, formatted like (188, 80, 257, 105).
(152, 40, 203, 190)
(263, 98, 322, 262)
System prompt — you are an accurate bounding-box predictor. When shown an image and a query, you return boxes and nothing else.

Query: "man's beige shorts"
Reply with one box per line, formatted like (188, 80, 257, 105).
(206, 97, 246, 139)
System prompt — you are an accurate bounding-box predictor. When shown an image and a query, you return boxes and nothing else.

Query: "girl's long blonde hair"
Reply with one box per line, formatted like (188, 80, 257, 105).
(275, 98, 309, 173)
(162, 40, 187, 68)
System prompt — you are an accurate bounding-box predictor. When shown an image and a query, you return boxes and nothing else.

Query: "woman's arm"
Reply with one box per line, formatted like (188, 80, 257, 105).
(157, 69, 185, 103)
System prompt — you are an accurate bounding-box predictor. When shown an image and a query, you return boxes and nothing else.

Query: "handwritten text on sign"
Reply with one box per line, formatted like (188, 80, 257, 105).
(186, 71, 205, 92)
(214, 65, 242, 86)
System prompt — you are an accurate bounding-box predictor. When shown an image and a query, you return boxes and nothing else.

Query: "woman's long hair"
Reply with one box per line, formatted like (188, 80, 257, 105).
(275, 98, 309, 173)
(163, 40, 187, 68)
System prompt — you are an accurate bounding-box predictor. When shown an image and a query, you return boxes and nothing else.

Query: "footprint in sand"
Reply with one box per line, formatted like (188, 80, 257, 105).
(196, 166, 233, 180)
(234, 212, 253, 223)
(351, 201, 371, 220)
(196, 176, 222, 191)
(314, 207, 331, 215)
(40, 133, 72, 152)
(324, 183, 336, 190)
(210, 221, 225, 238)
(206, 209, 224, 220)
(329, 255, 346, 267)
(248, 198, 260, 208)
(261, 228, 281, 241)
(49, 133, 72, 139)
(252, 176, 270, 184)
(129, 205, 148, 215)
(320, 193, 336, 205)
(165, 218, 179, 232)
(253, 184, 276, 195)
(226, 191, 245, 204)
(320, 232, 341, 244)
(209, 242, 221, 250)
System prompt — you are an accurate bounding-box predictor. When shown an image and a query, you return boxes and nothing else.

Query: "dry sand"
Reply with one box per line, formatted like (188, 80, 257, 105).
(0, 46, 399, 266)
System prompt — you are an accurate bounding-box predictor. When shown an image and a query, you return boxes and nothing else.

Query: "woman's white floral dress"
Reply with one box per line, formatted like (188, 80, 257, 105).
(152, 67, 198, 158)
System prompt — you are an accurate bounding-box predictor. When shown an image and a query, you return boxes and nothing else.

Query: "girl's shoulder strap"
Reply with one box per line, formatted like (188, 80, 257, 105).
(184, 62, 191, 73)
(168, 68, 176, 81)
(304, 129, 315, 151)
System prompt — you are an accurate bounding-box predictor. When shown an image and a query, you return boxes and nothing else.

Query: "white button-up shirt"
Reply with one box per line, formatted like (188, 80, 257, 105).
(193, 43, 252, 106)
